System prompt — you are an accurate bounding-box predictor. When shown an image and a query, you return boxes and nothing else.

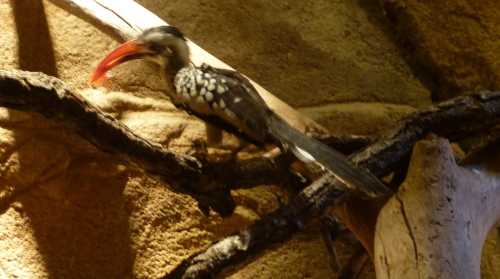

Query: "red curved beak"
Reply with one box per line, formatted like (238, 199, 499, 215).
(89, 39, 148, 85)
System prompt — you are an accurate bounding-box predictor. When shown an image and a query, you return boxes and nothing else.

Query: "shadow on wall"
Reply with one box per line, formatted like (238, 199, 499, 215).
(1, 144, 135, 278)
(0, 1, 135, 277)
(11, 0, 58, 77)
(355, 0, 440, 100)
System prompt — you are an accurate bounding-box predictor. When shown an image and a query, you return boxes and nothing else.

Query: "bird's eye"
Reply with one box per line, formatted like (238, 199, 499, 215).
(149, 43, 165, 53)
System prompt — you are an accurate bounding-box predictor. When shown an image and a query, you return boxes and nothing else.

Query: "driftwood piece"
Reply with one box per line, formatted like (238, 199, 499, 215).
(334, 92, 500, 255)
(374, 137, 500, 279)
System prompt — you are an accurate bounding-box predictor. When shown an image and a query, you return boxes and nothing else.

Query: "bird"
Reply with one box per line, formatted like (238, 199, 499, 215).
(90, 25, 389, 198)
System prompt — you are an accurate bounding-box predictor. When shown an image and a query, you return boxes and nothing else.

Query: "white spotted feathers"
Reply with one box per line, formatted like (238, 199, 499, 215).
(173, 65, 235, 119)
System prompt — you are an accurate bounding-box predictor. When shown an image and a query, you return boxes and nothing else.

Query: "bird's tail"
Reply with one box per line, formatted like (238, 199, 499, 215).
(267, 113, 389, 198)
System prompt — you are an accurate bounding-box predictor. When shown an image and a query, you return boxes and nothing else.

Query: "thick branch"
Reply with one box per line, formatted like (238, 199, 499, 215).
(0, 70, 200, 184)
(374, 137, 500, 279)
(0, 70, 301, 200)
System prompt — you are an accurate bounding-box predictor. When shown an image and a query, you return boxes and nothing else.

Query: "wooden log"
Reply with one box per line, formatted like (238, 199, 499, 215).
(374, 137, 500, 279)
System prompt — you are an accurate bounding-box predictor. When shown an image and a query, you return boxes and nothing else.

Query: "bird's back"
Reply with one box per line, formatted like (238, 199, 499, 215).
(172, 63, 272, 143)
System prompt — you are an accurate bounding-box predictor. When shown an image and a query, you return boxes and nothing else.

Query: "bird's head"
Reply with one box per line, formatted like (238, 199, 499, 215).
(90, 26, 190, 85)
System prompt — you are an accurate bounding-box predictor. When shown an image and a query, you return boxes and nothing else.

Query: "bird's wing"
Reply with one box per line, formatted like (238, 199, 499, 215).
(200, 64, 268, 107)
(199, 63, 273, 143)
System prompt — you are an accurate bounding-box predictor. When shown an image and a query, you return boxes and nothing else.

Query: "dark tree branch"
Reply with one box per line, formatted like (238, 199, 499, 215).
(165, 175, 347, 279)
(0, 70, 291, 214)
(351, 91, 500, 174)
(0, 70, 345, 214)
(0, 70, 368, 192)
(0, 70, 200, 184)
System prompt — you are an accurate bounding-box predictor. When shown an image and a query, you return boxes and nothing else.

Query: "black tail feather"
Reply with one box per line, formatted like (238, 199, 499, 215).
(268, 114, 389, 198)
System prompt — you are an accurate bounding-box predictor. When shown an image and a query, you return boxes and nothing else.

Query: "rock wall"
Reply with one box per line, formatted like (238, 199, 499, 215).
(382, 0, 500, 100)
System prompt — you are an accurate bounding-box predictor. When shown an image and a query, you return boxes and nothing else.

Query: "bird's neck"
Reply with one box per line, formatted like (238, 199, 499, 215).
(167, 55, 189, 74)
(166, 39, 191, 75)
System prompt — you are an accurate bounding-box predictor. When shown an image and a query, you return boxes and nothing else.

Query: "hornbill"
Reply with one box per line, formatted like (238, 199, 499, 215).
(90, 26, 389, 198)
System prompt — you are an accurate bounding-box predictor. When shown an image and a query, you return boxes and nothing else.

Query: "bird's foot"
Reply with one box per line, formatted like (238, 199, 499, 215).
(162, 123, 188, 146)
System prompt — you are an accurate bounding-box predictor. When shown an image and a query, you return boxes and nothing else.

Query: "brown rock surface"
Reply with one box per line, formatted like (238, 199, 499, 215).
(383, 0, 500, 100)
(299, 102, 416, 136)
(482, 231, 500, 279)
(137, 0, 431, 109)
